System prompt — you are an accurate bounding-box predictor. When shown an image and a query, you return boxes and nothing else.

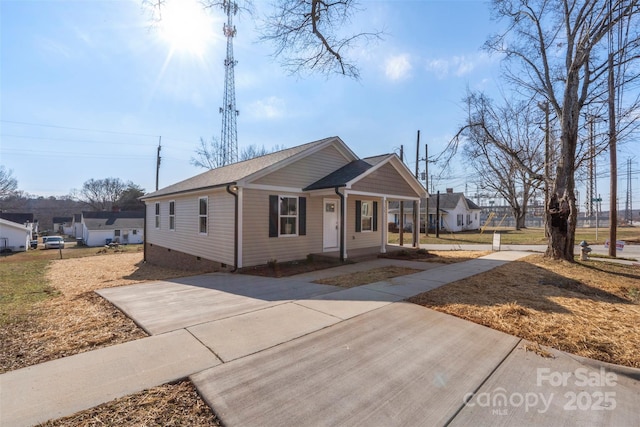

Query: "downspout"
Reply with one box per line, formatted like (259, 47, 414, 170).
(143, 202, 147, 263)
(334, 186, 345, 262)
(226, 184, 238, 272)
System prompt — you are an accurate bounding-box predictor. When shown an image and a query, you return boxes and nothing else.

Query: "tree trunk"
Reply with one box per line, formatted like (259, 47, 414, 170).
(545, 73, 580, 261)
(515, 211, 526, 230)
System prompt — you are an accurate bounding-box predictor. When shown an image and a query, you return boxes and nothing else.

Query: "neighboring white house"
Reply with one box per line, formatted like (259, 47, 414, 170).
(389, 190, 482, 232)
(80, 211, 145, 247)
(0, 217, 33, 253)
(427, 191, 482, 232)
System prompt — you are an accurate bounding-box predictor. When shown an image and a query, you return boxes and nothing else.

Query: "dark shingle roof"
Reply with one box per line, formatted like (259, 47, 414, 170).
(142, 137, 338, 199)
(0, 213, 34, 224)
(303, 159, 375, 191)
(427, 193, 481, 211)
(82, 211, 144, 230)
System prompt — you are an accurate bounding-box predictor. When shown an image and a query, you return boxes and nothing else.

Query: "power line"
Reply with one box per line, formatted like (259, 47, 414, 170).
(0, 120, 160, 138)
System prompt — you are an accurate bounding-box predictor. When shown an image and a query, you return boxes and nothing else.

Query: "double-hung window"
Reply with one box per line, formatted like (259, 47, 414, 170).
(169, 201, 175, 230)
(154, 203, 160, 229)
(361, 201, 373, 232)
(199, 197, 208, 234)
(279, 196, 298, 236)
(457, 214, 464, 226)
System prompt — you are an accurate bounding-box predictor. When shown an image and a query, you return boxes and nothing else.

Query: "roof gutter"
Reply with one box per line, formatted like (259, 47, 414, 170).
(141, 182, 235, 201)
(226, 184, 239, 272)
(334, 186, 345, 262)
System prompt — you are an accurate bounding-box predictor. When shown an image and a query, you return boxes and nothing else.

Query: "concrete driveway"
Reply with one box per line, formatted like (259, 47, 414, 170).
(97, 253, 639, 426)
(2, 252, 638, 426)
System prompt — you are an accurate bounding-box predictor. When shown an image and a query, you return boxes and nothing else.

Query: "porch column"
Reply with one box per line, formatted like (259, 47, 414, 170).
(380, 196, 387, 254)
(414, 198, 420, 248)
(342, 192, 348, 260)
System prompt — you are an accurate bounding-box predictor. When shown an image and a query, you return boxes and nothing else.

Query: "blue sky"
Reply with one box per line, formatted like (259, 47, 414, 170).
(2, 0, 513, 199)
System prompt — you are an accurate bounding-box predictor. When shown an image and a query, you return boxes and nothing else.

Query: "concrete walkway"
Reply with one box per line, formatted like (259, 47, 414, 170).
(1, 251, 639, 426)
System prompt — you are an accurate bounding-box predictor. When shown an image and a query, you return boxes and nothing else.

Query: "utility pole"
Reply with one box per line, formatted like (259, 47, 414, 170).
(607, 0, 618, 257)
(399, 145, 404, 246)
(155, 136, 162, 191)
(436, 190, 440, 238)
(425, 143, 429, 236)
(625, 158, 633, 224)
(413, 131, 420, 247)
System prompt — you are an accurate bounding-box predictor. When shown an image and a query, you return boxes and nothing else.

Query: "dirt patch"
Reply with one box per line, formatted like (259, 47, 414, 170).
(238, 257, 347, 277)
(409, 255, 640, 368)
(313, 266, 423, 288)
(1, 252, 194, 373)
(380, 249, 491, 264)
(39, 380, 221, 427)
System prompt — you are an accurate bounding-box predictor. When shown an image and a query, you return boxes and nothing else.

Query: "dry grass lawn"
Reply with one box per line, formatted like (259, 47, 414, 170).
(1, 252, 192, 373)
(39, 380, 221, 427)
(313, 266, 423, 288)
(2, 251, 222, 426)
(409, 255, 640, 368)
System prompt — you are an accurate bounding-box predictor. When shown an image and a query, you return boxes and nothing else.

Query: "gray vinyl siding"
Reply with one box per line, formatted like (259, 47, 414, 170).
(352, 163, 419, 198)
(242, 189, 323, 267)
(347, 197, 383, 250)
(145, 190, 234, 265)
(252, 145, 350, 188)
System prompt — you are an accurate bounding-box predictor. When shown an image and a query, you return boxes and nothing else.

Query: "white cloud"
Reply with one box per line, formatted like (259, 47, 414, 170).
(247, 96, 286, 119)
(426, 52, 495, 79)
(384, 54, 412, 81)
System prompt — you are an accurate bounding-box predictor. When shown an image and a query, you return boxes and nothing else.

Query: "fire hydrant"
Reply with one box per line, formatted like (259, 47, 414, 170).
(579, 240, 592, 261)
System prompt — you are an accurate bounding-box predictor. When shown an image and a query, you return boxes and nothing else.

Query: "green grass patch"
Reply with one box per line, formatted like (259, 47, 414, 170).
(0, 260, 58, 326)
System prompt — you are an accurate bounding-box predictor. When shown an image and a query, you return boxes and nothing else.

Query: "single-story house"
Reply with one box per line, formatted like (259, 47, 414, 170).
(0, 212, 38, 236)
(389, 190, 482, 232)
(52, 216, 74, 236)
(141, 136, 427, 270)
(80, 211, 145, 246)
(0, 217, 33, 253)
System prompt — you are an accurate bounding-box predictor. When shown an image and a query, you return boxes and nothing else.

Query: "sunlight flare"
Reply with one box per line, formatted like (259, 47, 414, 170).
(157, 0, 215, 57)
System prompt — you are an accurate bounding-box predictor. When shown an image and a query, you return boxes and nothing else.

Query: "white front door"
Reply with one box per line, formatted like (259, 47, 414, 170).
(323, 199, 339, 250)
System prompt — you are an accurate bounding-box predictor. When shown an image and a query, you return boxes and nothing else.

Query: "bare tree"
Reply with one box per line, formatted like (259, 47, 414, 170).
(258, 0, 382, 78)
(191, 137, 225, 170)
(483, 0, 640, 261)
(72, 178, 137, 211)
(462, 94, 545, 230)
(0, 166, 18, 199)
(191, 137, 285, 170)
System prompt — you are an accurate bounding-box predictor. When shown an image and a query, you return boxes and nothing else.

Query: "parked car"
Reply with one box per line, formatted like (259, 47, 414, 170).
(44, 236, 65, 249)
(30, 239, 38, 249)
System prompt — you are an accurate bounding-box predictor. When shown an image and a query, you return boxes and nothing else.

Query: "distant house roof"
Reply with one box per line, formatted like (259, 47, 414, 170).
(427, 192, 481, 211)
(141, 137, 344, 199)
(0, 213, 34, 224)
(52, 216, 73, 224)
(82, 211, 145, 230)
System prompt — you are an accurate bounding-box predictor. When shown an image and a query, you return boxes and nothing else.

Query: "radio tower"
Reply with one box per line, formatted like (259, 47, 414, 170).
(219, 0, 239, 165)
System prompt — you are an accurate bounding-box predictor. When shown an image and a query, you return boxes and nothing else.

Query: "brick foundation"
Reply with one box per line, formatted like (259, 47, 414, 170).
(144, 242, 227, 273)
